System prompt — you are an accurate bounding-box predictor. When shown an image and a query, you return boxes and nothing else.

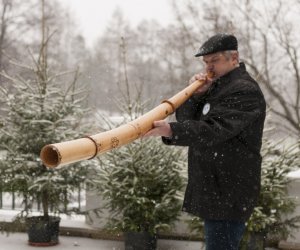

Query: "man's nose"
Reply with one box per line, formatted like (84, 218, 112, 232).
(206, 64, 213, 71)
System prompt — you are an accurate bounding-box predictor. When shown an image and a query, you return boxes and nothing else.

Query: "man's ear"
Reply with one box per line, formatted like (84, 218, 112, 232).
(232, 51, 239, 65)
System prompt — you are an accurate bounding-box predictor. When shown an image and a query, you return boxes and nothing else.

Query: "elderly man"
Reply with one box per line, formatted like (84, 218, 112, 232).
(145, 34, 266, 250)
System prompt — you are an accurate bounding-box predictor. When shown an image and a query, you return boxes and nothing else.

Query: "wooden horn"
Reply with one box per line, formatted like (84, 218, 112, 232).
(40, 74, 212, 168)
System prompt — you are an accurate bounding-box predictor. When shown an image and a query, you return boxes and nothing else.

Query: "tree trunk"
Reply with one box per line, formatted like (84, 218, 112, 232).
(42, 189, 49, 219)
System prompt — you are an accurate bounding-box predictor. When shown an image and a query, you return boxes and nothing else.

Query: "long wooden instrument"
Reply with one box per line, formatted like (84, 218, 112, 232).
(40, 75, 212, 168)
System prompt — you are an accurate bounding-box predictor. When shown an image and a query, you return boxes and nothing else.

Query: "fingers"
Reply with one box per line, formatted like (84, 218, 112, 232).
(143, 120, 172, 138)
(143, 130, 155, 137)
(189, 74, 199, 85)
(189, 73, 207, 85)
(143, 127, 161, 137)
(153, 120, 167, 127)
(143, 120, 165, 138)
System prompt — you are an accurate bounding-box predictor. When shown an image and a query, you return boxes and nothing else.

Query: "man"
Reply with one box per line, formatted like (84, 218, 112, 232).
(145, 34, 266, 250)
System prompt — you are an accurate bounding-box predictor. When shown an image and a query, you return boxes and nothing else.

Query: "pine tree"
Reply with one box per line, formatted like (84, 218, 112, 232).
(87, 37, 187, 234)
(89, 97, 187, 235)
(185, 137, 300, 248)
(0, 1, 93, 219)
(240, 139, 300, 248)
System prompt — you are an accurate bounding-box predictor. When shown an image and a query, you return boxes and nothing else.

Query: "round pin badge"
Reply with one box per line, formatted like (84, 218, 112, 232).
(202, 103, 210, 115)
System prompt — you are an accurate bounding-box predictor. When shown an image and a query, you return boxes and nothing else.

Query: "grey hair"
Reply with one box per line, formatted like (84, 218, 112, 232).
(222, 50, 239, 61)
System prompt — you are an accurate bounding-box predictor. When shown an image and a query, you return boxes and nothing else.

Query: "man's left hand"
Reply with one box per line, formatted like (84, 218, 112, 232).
(143, 120, 172, 138)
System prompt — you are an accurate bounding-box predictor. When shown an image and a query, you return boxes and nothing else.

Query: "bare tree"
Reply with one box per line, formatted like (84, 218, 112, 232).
(231, 0, 300, 137)
(171, 0, 300, 138)
(0, 0, 11, 70)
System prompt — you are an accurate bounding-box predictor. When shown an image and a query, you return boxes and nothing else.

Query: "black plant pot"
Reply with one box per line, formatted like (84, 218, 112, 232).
(240, 232, 266, 250)
(124, 231, 157, 250)
(247, 232, 265, 250)
(26, 216, 61, 246)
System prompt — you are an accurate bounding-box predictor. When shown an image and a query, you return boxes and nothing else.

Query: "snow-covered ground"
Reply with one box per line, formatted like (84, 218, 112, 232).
(0, 209, 88, 228)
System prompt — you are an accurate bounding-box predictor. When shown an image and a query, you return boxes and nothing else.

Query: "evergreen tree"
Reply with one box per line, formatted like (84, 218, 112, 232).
(0, 2, 93, 218)
(87, 44, 187, 233)
(89, 97, 187, 234)
(240, 139, 300, 247)
(186, 137, 300, 248)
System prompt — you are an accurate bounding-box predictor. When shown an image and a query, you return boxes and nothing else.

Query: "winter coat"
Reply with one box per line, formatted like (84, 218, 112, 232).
(163, 63, 266, 221)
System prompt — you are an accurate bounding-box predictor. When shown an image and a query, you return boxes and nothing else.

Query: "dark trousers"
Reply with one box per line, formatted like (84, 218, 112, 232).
(204, 219, 246, 250)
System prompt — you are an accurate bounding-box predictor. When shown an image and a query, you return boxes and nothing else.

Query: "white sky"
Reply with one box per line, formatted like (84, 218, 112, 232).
(60, 0, 174, 47)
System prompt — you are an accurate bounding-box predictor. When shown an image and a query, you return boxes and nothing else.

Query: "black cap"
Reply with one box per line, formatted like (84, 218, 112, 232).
(195, 33, 238, 57)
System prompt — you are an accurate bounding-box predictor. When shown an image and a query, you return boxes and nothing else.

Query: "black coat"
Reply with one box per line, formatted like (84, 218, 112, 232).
(163, 63, 266, 221)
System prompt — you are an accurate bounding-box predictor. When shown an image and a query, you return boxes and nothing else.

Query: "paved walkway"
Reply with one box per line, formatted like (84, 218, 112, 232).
(0, 210, 281, 250)
(0, 232, 204, 250)
(0, 209, 204, 249)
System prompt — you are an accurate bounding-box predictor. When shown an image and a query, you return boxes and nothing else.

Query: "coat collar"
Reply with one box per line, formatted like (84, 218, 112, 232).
(211, 62, 246, 88)
(219, 62, 246, 83)
(193, 62, 247, 101)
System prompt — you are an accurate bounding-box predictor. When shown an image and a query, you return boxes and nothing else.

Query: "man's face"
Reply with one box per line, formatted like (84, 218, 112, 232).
(202, 52, 237, 80)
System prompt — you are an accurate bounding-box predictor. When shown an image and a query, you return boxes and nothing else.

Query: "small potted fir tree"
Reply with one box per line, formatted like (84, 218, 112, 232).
(88, 94, 187, 250)
(185, 138, 300, 249)
(0, 2, 93, 245)
(239, 139, 300, 249)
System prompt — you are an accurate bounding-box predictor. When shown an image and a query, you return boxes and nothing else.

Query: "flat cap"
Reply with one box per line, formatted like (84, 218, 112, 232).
(195, 33, 238, 57)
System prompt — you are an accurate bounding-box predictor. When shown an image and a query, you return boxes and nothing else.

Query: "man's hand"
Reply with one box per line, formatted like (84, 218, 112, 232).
(143, 120, 172, 138)
(189, 73, 213, 95)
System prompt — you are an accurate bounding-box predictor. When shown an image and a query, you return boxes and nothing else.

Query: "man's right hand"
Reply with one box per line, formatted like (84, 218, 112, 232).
(189, 73, 213, 95)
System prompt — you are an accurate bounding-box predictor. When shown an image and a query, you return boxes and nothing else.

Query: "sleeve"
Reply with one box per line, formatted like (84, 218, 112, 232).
(175, 95, 205, 122)
(162, 85, 265, 147)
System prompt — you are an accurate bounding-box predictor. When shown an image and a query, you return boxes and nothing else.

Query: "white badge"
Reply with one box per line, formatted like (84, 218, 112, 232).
(202, 103, 210, 115)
